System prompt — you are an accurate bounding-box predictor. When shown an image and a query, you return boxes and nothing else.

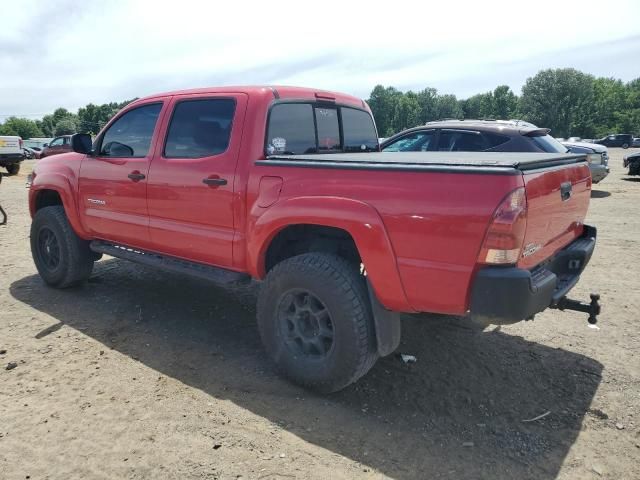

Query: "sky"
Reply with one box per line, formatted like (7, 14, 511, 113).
(1, 0, 639, 119)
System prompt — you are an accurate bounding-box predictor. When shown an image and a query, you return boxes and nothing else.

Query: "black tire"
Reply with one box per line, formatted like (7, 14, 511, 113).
(30, 206, 94, 288)
(630, 161, 640, 176)
(6, 163, 20, 176)
(622, 143, 629, 149)
(257, 253, 378, 393)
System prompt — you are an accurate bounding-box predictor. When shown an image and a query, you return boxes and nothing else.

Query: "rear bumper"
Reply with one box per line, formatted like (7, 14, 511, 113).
(0, 153, 25, 165)
(469, 225, 597, 324)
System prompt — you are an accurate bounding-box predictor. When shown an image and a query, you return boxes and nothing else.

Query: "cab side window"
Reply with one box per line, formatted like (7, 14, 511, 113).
(164, 99, 236, 158)
(99, 103, 162, 158)
(49, 137, 64, 147)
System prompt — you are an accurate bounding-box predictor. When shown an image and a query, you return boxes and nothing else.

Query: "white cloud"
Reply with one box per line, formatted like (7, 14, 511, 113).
(1, 0, 639, 117)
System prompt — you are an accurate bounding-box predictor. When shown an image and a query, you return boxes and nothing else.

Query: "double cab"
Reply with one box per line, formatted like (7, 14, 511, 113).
(29, 86, 599, 392)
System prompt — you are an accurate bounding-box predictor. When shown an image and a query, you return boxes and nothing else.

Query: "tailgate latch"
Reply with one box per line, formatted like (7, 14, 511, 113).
(552, 293, 601, 324)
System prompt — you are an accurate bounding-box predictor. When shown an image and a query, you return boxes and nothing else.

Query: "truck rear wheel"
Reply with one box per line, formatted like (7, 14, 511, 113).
(30, 206, 94, 288)
(6, 163, 20, 176)
(257, 253, 378, 393)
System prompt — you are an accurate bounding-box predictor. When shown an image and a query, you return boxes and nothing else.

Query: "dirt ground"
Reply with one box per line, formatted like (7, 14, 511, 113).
(0, 150, 639, 480)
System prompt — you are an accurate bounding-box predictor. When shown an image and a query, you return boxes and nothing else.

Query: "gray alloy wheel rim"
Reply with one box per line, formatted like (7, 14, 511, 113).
(277, 289, 335, 359)
(37, 226, 61, 270)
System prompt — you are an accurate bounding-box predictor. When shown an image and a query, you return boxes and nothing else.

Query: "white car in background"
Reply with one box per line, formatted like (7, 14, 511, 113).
(0, 135, 25, 175)
(562, 139, 609, 183)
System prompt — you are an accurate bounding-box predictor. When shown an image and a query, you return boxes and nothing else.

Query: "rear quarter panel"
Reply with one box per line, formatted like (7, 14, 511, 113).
(246, 164, 523, 315)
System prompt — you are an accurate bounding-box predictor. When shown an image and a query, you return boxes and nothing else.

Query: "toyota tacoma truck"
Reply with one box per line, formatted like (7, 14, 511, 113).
(28, 86, 600, 393)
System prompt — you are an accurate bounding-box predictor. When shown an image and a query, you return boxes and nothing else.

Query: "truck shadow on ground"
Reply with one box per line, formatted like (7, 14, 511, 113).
(590, 190, 611, 198)
(10, 259, 603, 480)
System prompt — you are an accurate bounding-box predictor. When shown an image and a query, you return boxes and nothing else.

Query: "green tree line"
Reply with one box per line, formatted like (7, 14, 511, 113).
(2, 68, 639, 141)
(369, 68, 640, 138)
(0, 99, 135, 139)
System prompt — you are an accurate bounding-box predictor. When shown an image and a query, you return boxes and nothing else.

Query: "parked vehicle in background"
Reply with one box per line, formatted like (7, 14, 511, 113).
(0, 135, 25, 175)
(595, 133, 633, 149)
(23, 147, 36, 159)
(562, 140, 609, 183)
(40, 135, 72, 158)
(623, 151, 640, 175)
(381, 120, 609, 184)
(24, 138, 53, 150)
(567, 137, 582, 142)
(381, 119, 571, 154)
(28, 86, 600, 393)
(0, 174, 7, 225)
(632, 137, 640, 148)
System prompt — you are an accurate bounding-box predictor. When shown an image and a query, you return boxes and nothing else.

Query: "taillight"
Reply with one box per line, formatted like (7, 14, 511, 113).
(478, 187, 527, 265)
(19, 138, 23, 148)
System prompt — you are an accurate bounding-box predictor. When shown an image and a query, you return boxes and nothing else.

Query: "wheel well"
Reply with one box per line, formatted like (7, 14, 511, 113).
(264, 225, 361, 273)
(35, 190, 63, 211)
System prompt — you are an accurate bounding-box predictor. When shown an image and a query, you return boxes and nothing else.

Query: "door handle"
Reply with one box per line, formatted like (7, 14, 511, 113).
(128, 172, 146, 182)
(202, 177, 227, 187)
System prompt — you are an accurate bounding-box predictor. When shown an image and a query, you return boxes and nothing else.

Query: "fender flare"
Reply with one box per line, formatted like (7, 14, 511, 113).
(30, 172, 87, 239)
(247, 196, 413, 313)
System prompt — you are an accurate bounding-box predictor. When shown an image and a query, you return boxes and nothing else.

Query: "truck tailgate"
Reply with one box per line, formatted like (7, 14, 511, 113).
(0, 137, 21, 154)
(518, 162, 591, 269)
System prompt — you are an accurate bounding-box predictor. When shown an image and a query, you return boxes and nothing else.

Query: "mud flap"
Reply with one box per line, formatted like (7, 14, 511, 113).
(367, 279, 401, 356)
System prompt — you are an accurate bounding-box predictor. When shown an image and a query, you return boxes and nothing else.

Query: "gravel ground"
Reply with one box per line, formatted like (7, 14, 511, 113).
(0, 150, 638, 479)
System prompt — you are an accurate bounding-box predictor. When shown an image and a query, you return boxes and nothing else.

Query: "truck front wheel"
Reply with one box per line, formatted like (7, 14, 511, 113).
(257, 253, 378, 393)
(6, 163, 20, 176)
(30, 206, 94, 288)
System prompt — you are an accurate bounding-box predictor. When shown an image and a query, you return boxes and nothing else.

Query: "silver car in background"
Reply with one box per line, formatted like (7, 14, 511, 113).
(562, 140, 609, 183)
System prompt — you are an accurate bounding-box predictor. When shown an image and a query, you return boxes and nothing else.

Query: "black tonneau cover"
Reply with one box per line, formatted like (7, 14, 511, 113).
(258, 152, 586, 175)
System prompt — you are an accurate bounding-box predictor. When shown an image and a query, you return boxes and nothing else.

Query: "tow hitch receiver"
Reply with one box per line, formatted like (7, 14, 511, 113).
(552, 294, 601, 324)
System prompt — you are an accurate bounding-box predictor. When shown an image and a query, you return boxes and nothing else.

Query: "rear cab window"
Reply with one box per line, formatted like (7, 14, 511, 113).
(266, 102, 378, 155)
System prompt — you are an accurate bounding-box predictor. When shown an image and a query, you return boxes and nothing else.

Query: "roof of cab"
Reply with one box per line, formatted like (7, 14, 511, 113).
(131, 85, 367, 109)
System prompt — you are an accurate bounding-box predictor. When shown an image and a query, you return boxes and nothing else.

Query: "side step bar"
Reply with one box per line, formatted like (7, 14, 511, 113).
(90, 241, 250, 286)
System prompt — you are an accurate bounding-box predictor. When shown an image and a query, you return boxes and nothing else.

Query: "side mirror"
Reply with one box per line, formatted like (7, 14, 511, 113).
(71, 133, 93, 154)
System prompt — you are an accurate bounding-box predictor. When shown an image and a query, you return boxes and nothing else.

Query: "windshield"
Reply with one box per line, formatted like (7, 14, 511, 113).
(530, 134, 568, 153)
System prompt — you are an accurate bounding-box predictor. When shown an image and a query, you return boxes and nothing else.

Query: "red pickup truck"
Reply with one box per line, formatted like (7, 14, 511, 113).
(28, 86, 600, 392)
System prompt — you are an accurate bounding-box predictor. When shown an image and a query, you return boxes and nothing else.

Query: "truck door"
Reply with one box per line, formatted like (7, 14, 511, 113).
(78, 100, 167, 249)
(146, 93, 248, 268)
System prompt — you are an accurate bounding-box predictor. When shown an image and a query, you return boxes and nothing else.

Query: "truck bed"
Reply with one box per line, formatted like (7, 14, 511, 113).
(260, 152, 586, 173)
